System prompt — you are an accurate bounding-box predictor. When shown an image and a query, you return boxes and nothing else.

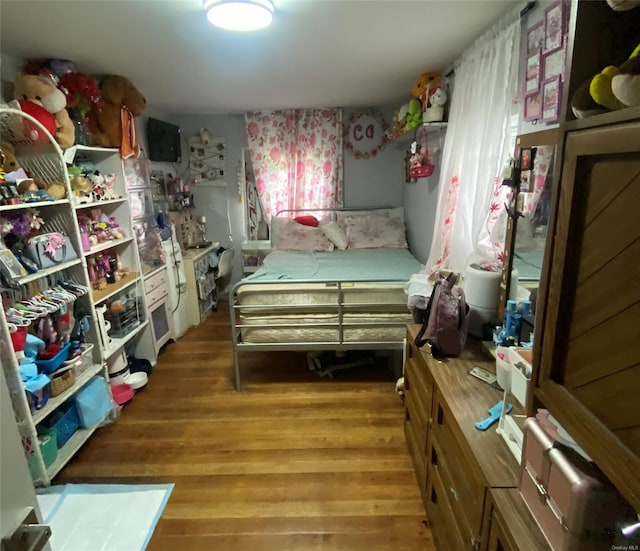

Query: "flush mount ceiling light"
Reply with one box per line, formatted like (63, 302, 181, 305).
(204, 0, 274, 31)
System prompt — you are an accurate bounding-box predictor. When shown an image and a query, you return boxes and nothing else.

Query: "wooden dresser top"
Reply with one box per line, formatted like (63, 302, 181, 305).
(407, 324, 521, 488)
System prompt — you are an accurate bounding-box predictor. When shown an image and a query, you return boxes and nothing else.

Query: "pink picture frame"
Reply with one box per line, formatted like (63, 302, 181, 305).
(525, 49, 542, 94)
(543, 47, 566, 81)
(544, 1, 565, 54)
(524, 92, 542, 122)
(541, 76, 562, 123)
(527, 21, 544, 54)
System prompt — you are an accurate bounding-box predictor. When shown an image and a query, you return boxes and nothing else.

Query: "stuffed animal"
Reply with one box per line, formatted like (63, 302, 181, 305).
(0, 142, 20, 173)
(423, 86, 447, 123)
(589, 43, 640, 111)
(91, 75, 146, 150)
(13, 75, 75, 148)
(606, 0, 640, 9)
(405, 99, 423, 132)
(412, 72, 442, 120)
(611, 44, 640, 107)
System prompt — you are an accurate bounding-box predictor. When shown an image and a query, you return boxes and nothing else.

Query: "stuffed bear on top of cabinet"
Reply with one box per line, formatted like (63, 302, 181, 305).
(90, 75, 146, 158)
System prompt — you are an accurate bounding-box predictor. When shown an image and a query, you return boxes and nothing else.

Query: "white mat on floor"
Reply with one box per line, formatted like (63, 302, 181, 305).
(37, 483, 173, 551)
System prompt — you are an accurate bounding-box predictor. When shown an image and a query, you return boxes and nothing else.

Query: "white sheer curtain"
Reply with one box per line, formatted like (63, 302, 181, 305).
(426, 10, 522, 274)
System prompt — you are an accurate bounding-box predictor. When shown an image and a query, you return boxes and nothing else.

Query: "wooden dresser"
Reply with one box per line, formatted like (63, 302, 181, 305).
(404, 325, 551, 551)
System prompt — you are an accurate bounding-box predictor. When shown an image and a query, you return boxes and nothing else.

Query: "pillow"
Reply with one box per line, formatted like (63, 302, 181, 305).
(294, 215, 319, 227)
(336, 207, 404, 232)
(271, 217, 334, 251)
(320, 220, 348, 250)
(343, 213, 408, 249)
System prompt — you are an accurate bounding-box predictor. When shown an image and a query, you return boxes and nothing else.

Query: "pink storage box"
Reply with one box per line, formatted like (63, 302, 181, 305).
(519, 418, 632, 551)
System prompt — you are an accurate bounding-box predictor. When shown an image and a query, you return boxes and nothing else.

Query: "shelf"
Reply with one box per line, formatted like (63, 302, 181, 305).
(84, 236, 134, 257)
(389, 122, 447, 148)
(62, 145, 119, 164)
(92, 271, 141, 304)
(0, 199, 70, 212)
(32, 363, 103, 425)
(104, 319, 149, 358)
(73, 197, 127, 210)
(46, 425, 99, 481)
(17, 258, 83, 285)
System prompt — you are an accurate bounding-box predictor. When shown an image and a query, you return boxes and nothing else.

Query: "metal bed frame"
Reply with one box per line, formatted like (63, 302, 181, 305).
(229, 207, 414, 390)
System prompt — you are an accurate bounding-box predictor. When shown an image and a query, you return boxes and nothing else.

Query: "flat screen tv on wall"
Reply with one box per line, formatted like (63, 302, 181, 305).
(147, 118, 182, 163)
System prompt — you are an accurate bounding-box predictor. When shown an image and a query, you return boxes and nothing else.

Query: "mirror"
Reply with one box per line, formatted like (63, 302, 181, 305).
(499, 128, 560, 342)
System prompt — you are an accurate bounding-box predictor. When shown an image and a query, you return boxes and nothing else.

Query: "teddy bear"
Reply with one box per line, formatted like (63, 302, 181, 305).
(90, 75, 146, 153)
(0, 141, 66, 199)
(0, 142, 20, 174)
(13, 74, 75, 148)
(412, 71, 443, 117)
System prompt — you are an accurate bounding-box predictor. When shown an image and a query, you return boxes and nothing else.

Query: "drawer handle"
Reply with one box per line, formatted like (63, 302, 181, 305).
(431, 487, 437, 504)
(449, 486, 458, 501)
(436, 404, 444, 425)
(430, 447, 438, 466)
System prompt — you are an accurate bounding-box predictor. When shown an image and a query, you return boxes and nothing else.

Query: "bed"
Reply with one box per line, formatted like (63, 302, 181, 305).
(229, 208, 422, 389)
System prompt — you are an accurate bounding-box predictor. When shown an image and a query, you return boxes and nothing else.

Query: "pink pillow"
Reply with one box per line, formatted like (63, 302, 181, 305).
(344, 214, 408, 249)
(272, 217, 334, 251)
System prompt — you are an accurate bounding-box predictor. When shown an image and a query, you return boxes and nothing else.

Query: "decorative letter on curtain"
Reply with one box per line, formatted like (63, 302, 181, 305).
(426, 10, 521, 274)
(245, 109, 344, 222)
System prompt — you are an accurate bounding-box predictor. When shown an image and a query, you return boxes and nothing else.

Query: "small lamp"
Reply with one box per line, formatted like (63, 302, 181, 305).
(204, 0, 274, 31)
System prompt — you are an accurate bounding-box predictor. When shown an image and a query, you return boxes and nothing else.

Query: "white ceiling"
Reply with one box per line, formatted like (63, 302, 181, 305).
(0, 0, 518, 115)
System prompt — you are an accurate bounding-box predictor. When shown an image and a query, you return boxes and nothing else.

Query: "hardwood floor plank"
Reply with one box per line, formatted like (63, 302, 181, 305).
(57, 302, 431, 549)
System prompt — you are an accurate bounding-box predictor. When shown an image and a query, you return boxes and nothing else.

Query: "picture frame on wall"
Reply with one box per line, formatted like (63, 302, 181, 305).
(527, 21, 544, 54)
(542, 76, 562, 123)
(525, 49, 542, 94)
(523, 92, 542, 122)
(544, 1, 565, 54)
(543, 47, 566, 80)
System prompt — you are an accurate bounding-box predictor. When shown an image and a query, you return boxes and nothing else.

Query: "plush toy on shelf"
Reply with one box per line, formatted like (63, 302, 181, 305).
(611, 43, 640, 108)
(405, 99, 423, 132)
(13, 74, 75, 148)
(90, 75, 146, 156)
(423, 86, 447, 123)
(412, 71, 443, 123)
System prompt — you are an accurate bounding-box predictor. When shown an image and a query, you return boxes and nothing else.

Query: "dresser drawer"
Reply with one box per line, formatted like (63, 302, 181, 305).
(146, 282, 168, 306)
(404, 390, 427, 493)
(426, 457, 467, 551)
(405, 341, 434, 420)
(432, 388, 486, 540)
(405, 363, 429, 432)
(144, 269, 167, 294)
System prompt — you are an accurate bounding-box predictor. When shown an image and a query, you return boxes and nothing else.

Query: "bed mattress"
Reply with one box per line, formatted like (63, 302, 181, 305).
(234, 249, 420, 343)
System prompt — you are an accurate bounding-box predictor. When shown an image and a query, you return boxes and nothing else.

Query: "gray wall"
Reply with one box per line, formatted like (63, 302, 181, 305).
(2, 51, 437, 276)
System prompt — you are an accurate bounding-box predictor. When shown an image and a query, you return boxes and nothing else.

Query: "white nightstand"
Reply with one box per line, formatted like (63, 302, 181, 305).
(241, 240, 271, 275)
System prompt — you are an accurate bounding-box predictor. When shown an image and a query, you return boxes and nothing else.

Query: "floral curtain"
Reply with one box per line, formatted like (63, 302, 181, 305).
(426, 9, 521, 274)
(245, 109, 343, 222)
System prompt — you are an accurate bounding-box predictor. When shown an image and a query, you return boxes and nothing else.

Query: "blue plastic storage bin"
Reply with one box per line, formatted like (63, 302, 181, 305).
(40, 401, 80, 448)
(36, 342, 71, 374)
(74, 376, 113, 428)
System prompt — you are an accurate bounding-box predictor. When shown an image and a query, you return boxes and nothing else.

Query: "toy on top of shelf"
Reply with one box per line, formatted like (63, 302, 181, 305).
(13, 74, 75, 148)
(90, 75, 146, 155)
(611, 43, 640, 108)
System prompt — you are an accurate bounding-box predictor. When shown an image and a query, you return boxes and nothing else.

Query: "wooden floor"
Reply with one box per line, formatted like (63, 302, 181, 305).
(57, 302, 434, 550)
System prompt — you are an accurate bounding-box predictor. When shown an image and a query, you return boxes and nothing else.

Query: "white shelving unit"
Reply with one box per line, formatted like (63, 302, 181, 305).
(0, 108, 155, 487)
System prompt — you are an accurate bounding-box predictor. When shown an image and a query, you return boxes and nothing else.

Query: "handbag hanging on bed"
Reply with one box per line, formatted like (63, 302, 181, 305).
(414, 272, 470, 358)
(409, 125, 435, 179)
